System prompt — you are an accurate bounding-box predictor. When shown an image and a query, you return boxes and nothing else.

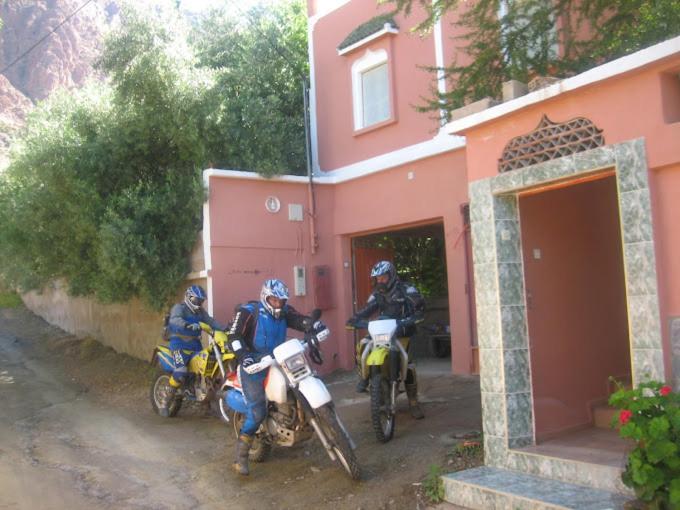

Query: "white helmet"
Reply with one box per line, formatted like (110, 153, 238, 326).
(260, 279, 289, 319)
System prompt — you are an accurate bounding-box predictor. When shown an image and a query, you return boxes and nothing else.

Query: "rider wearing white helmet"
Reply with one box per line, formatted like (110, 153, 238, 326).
(227, 279, 328, 475)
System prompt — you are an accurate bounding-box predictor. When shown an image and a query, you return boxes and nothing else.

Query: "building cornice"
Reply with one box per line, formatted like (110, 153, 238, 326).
(444, 35, 680, 135)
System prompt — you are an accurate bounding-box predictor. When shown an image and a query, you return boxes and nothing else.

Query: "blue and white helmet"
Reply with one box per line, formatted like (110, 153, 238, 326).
(370, 260, 397, 293)
(185, 285, 207, 313)
(260, 279, 289, 319)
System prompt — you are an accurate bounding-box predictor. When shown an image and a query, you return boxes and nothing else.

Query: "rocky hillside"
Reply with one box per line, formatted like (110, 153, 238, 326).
(0, 0, 117, 166)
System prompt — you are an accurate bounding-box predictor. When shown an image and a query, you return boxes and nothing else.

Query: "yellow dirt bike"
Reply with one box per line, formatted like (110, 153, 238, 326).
(150, 322, 236, 419)
(348, 317, 409, 442)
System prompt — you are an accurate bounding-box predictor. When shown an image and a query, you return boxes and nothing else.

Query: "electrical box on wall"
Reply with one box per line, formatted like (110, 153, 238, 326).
(293, 265, 306, 296)
(312, 265, 333, 310)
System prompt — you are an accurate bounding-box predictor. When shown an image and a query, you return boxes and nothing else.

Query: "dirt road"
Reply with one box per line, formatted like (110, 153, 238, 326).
(0, 307, 481, 510)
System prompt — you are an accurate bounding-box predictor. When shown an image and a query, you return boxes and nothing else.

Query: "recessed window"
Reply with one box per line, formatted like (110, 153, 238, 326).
(352, 49, 392, 130)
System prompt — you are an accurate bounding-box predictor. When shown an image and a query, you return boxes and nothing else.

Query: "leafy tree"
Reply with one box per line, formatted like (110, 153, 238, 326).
(0, 3, 209, 309)
(191, 0, 309, 176)
(0, 0, 310, 309)
(388, 0, 680, 114)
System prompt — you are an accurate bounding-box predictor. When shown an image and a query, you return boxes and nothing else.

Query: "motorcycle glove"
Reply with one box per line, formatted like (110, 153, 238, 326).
(240, 354, 255, 368)
(187, 322, 201, 332)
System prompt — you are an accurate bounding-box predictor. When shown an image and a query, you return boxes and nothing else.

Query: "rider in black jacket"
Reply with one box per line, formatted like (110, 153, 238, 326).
(347, 261, 425, 419)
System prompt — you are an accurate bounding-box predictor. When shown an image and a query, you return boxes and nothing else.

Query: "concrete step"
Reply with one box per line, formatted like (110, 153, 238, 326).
(442, 466, 631, 510)
(593, 404, 618, 429)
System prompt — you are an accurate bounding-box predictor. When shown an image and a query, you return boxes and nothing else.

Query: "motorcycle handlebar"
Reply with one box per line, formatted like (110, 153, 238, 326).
(345, 320, 368, 330)
(242, 355, 274, 375)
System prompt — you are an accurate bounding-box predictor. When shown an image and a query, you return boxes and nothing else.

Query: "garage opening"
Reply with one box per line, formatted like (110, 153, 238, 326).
(519, 174, 631, 460)
(350, 222, 451, 360)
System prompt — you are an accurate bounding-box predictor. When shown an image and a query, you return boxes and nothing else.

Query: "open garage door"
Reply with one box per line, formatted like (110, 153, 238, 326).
(351, 223, 450, 359)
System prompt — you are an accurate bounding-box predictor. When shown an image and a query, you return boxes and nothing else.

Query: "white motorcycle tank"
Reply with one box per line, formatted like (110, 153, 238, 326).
(264, 365, 288, 404)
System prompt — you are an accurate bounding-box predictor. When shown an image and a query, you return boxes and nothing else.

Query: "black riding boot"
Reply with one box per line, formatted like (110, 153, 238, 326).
(159, 385, 177, 418)
(356, 376, 369, 393)
(405, 381, 424, 420)
(233, 434, 253, 475)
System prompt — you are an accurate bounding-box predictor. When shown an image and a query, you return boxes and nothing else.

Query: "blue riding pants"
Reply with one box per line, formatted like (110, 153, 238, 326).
(168, 338, 202, 383)
(239, 366, 268, 436)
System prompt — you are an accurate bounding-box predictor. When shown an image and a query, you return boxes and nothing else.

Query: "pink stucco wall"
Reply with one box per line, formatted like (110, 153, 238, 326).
(460, 54, 680, 385)
(312, 1, 442, 170)
(206, 176, 342, 372)
(520, 176, 631, 439)
(206, 146, 473, 375)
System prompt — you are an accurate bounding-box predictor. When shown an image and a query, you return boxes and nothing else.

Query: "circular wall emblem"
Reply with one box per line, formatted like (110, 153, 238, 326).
(265, 196, 281, 213)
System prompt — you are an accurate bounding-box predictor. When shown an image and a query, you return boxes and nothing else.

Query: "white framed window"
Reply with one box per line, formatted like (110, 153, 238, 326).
(351, 49, 391, 131)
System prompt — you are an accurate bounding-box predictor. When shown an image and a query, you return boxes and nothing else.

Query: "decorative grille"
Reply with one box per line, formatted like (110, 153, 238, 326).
(498, 114, 604, 173)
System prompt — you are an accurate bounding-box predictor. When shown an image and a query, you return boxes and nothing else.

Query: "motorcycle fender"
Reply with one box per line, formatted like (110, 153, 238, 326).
(298, 377, 332, 409)
(366, 347, 389, 367)
(225, 389, 248, 414)
(155, 346, 175, 373)
(264, 365, 288, 404)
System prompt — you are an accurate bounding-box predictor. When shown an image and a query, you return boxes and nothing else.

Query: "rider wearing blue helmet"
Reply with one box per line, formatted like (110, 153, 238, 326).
(160, 285, 224, 417)
(347, 260, 425, 419)
(227, 278, 327, 475)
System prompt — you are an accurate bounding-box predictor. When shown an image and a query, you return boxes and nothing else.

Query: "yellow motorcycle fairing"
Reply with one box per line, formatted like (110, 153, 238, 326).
(366, 347, 390, 366)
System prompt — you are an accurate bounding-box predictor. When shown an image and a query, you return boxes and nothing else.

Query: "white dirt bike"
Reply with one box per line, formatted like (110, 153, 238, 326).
(221, 311, 361, 480)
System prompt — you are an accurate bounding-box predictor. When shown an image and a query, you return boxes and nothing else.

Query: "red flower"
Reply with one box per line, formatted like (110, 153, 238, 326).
(660, 386, 672, 397)
(619, 409, 633, 425)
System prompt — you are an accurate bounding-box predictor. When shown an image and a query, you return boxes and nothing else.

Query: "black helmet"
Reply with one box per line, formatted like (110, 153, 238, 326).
(370, 260, 397, 293)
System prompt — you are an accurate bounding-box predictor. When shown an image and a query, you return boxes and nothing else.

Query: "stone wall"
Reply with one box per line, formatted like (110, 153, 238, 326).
(21, 234, 206, 361)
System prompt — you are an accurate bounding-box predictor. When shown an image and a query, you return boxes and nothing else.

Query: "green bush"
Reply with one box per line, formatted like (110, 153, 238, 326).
(609, 381, 680, 509)
(422, 464, 445, 503)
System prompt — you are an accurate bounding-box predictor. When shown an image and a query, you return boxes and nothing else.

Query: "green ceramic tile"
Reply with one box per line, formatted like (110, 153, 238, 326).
(615, 139, 648, 193)
(623, 242, 659, 297)
(628, 294, 662, 350)
(491, 169, 524, 194)
(632, 349, 665, 384)
(480, 348, 504, 393)
(474, 262, 499, 307)
(477, 304, 502, 349)
(504, 348, 531, 393)
(495, 219, 522, 263)
(470, 179, 493, 222)
(571, 145, 615, 174)
(498, 263, 525, 306)
(482, 392, 507, 437)
(501, 305, 529, 349)
(619, 189, 653, 244)
(507, 392, 533, 438)
(471, 219, 496, 265)
(493, 194, 519, 221)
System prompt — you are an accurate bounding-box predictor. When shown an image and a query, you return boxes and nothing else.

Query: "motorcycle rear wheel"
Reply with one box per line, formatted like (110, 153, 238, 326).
(370, 370, 395, 442)
(316, 403, 361, 480)
(150, 370, 183, 417)
(232, 412, 271, 462)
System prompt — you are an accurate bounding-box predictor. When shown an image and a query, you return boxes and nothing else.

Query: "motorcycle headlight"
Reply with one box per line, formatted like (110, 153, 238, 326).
(285, 353, 308, 372)
(373, 333, 391, 343)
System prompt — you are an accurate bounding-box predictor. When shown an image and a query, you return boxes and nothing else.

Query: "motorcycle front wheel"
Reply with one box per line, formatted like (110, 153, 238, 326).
(315, 403, 361, 480)
(150, 370, 183, 417)
(232, 412, 271, 462)
(370, 370, 395, 442)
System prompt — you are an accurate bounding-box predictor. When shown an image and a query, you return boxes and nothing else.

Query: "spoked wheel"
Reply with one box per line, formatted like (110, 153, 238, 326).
(232, 412, 271, 462)
(216, 381, 232, 423)
(315, 403, 361, 480)
(150, 370, 183, 417)
(370, 370, 395, 442)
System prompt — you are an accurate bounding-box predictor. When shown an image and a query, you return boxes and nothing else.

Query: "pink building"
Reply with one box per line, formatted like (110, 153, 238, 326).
(202, 1, 680, 506)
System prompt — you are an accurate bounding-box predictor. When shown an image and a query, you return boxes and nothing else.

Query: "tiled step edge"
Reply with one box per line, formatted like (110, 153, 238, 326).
(442, 466, 631, 510)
